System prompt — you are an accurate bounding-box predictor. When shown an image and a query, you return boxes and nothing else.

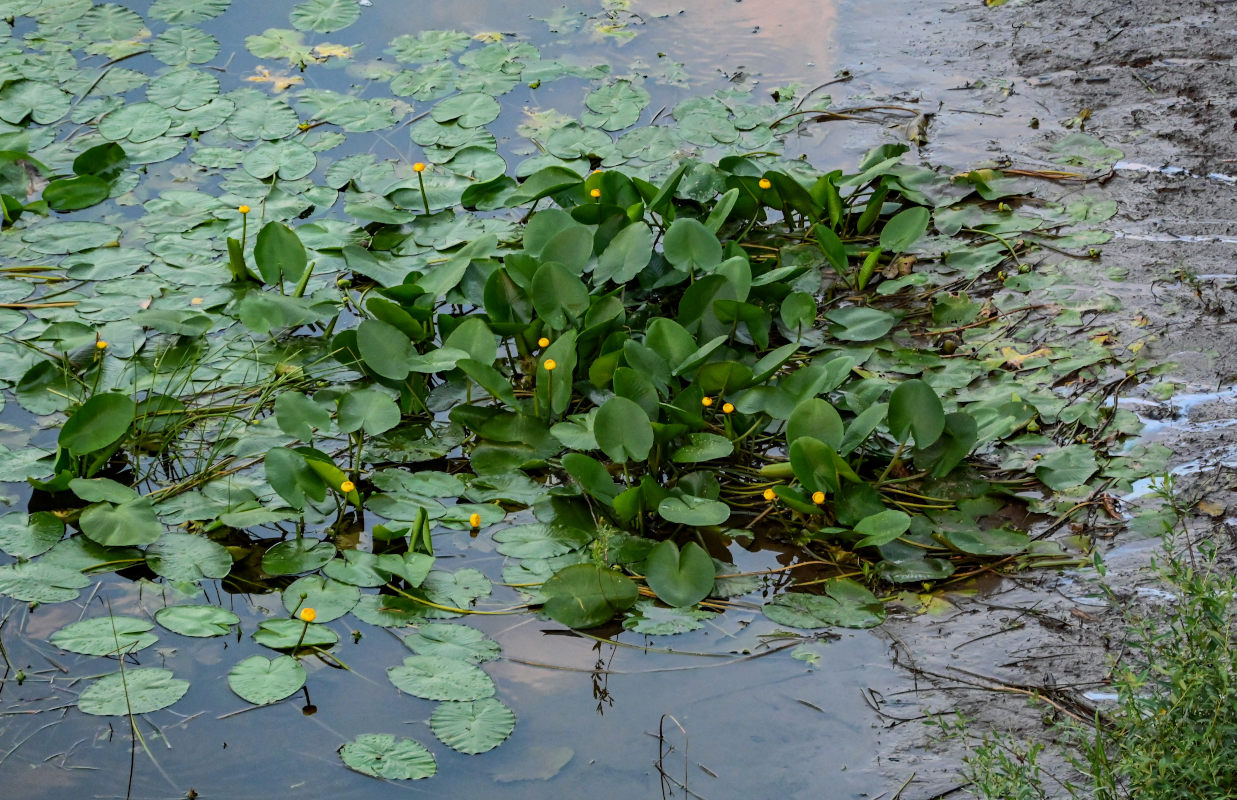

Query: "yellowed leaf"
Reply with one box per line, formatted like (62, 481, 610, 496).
(1197, 499, 1227, 517)
(246, 66, 304, 93)
(472, 31, 504, 43)
(312, 43, 353, 60)
(1001, 346, 1052, 369)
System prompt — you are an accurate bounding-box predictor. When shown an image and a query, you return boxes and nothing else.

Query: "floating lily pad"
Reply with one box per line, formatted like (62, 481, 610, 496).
(430, 698, 516, 754)
(401, 623, 501, 663)
(340, 734, 436, 780)
(228, 655, 306, 705)
(388, 655, 496, 701)
(50, 616, 158, 656)
(155, 605, 240, 637)
(78, 669, 190, 716)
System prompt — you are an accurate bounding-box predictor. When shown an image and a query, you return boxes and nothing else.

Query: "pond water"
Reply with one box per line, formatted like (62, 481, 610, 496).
(0, 0, 1059, 798)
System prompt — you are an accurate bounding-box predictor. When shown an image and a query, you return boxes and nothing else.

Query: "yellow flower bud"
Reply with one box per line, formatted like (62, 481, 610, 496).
(413, 162, 426, 172)
(722, 402, 734, 414)
(589, 188, 601, 198)
(238, 205, 250, 214)
(701, 397, 713, 407)
(468, 512, 482, 529)
(299, 607, 316, 623)
(763, 488, 776, 501)
(543, 358, 557, 371)
(758, 178, 772, 190)
(340, 480, 356, 493)
(95, 340, 108, 349)
(537, 337, 550, 348)
(811, 491, 825, 504)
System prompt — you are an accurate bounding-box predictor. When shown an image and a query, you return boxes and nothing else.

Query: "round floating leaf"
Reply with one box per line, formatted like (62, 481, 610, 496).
(252, 618, 339, 649)
(595, 396, 653, 463)
(282, 575, 360, 622)
(243, 140, 317, 181)
(78, 669, 189, 716)
(151, 27, 220, 65)
(888, 379, 944, 448)
(0, 511, 64, 558)
(431, 93, 500, 128)
(542, 563, 638, 629)
(0, 81, 70, 125)
(940, 527, 1031, 556)
(622, 599, 716, 635)
(150, 0, 231, 24)
(0, 561, 90, 603)
(825, 307, 896, 342)
(322, 551, 386, 587)
(671, 433, 733, 463)
(262, 539, 336, 575)
(145, 532, 232, 582)
(388, 655, 496, 701)
(290, 0, 360, 32)
(656, 495, 730, 527)
(350, 594, 424, 627)
(99, 103, 172, 143)
(80, 499, 162, 547)
(430, 698, 516, 754)
(50, 616, 157, 656)
(337, 387, 401, 436)
(147, 68, 220, 110)
(764, 580, 885, 629)
(228, 655, 306, 705)
(23, 221, 121, 254)
(340, 734, 436, 781)
(642, 540, 714, 608)
(493, 524, 589, 560)
(59, 393, 135, 456)
(401, 623, 500, 663)
(155, 605, 239, 637)
(1035, 445, 1098, 490)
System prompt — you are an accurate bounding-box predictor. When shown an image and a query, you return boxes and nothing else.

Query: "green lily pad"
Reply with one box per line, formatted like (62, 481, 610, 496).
(228, 655, 306, 705)
(340, 734, 436, 780)
(155, 605, 240, 637)
(430, 698, 516, 754)
(0, 511, 64, 559)
(541, 563, 638, 628)
(145, 532, 232, 582)
(622, 599, 716, 635)
(642, 540, 715, 607)
(78, 669, 190, 716)
(401, 623, 501, 663)
(0, 561, 91, 603)
(262, 539, 336, 575)
(50, 616, 158, 656)
(388, 655, 496, 701)
(281, 575, 361, 622)
(252, 618, 340, 650)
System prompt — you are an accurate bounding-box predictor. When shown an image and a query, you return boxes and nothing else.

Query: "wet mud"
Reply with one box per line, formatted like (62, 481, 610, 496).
(845, 0, 1237, 795)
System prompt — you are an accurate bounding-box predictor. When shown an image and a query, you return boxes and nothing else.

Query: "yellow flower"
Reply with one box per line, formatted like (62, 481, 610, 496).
(299, 607, 316, 623)
(190, 297, 203, 305)
(543, 358, 557, 371)
(722, 402, 734, 414)
(95, 340, 108, 350)
(811, 491, 825, 504)
(701, 396, 713, 407)
(340, 480, 356, 493)
(238, 205, 250, 214)
(413, 162, 426, 172)
(758, 178, 772, 190)
(537, 337, 550, 348)
(468, 512, 482, 528)
(763, 488, 776, 501)
(589, 188, 601, 198)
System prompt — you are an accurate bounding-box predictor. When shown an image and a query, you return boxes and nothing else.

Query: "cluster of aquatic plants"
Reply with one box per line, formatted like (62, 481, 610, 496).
(0, 0, 1169, 784)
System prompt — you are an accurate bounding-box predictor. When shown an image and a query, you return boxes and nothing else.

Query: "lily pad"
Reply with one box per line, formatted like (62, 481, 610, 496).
(340, 734, 436, 780)
(78, 669, 190, 716)
(388, 655, 496, 701)
(155, 605, 240, 637)
(430, 698, 516, 754)
(228, 655, 306, 705)
(50, 616, 158, 656)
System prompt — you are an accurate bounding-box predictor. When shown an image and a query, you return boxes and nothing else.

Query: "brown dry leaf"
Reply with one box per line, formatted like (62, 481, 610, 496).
(312, 43, 353, 60)
(1001, 346, 1052, 369)
(1197, 499, 1227, 517)
(1132, 313, 1151, 328)
(882, 254, 916, 279)
(246, 66, 304, 93)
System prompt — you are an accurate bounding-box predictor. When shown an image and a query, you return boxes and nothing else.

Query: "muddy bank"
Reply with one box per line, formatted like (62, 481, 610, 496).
(835, 0, 1237, 795)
